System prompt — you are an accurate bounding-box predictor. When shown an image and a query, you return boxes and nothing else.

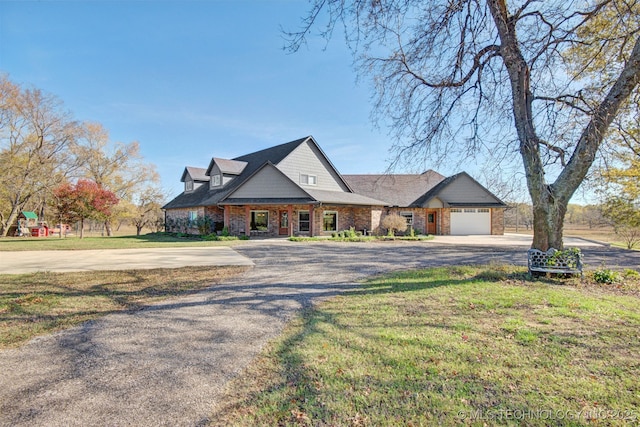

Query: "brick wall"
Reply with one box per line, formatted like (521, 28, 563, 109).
(441, 208, 451, 235)
(311, 205, 384, 236)
(383, 208, 427, 235)
(165, 207, 204, 233)
(491, 208, 505, 235)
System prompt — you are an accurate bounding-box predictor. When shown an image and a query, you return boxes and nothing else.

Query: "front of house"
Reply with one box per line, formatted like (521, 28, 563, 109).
(162, 136, 506, 237)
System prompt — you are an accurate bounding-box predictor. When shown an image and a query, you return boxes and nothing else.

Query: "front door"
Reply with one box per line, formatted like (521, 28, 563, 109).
(426, 209, 437, 235)
(279, 211, 289, 235)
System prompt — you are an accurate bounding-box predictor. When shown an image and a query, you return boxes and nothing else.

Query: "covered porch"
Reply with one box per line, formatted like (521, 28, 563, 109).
(218, 203, 383, 237)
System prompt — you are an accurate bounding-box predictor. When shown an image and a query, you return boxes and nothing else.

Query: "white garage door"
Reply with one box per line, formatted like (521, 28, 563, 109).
(450, 208, 491, 235)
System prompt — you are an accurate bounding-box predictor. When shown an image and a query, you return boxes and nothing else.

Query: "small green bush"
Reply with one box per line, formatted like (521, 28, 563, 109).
(593, 268, 620, 284)
(624, 269, 640, 278)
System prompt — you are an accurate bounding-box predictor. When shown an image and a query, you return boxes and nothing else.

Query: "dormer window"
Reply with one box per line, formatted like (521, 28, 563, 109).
(300, 174, 317, 186)
(185, 179, 194, 192)
(212, 174, 221, 187)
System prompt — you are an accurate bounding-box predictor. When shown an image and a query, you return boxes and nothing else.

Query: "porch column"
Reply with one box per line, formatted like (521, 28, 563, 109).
(309, 204, 314, 237)
(288, 204, 293, 237)
(223, 206, 230, 231)
(245, 205, 251, 236)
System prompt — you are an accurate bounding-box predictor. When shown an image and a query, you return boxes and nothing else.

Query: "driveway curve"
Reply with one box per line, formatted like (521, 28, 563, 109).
(0, 240, 638, 426)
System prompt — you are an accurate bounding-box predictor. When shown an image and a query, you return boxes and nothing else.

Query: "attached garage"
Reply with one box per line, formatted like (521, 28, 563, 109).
(450, 208, 491, 235)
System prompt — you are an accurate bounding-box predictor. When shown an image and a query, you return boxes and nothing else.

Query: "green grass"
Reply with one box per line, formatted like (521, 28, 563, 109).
(0, 232, 245, 251)
(212, 266, 640, 426)
(0, 266, 247, 348)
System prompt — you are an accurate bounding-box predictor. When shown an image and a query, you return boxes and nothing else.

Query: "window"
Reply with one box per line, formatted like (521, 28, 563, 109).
(212, 174, 221, 187)
(451, 208, 462, 213)
(323, 211, 337, 232)
(464, 208, 477, 213)
(478, 208, 490, 213)
(185, 180, 194, 192)
(188, 210, 198, 226)
(400, 211, 413, 227)
(300, 174, 317, 185)
(250, 210, 269, 231)
(298, 210, 310, 232)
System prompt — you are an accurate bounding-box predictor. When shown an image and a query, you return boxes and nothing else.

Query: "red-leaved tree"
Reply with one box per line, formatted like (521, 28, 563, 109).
(51, 179, 119, 238)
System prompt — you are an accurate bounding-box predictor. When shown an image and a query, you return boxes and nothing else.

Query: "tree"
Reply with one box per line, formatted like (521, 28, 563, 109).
(602, 196, 640, 249)
(73, 122, 160, 236)
(0, 75, 80, 236)
(129, 185, 165, 236)
(381, 213, 408, 236)
(51, 179, 118, 238)
(287, 1, 640, 250)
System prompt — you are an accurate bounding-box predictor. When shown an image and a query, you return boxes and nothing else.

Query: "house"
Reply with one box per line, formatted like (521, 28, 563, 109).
(343, 172, 506, 235)
(162, 136, 506, 236)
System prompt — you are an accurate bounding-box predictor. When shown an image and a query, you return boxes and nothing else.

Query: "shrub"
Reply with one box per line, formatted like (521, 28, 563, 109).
(382, 214, 408, 236)
(195, 215, 216, 235)
(593, 268, 620, 284)
(624, 269, 640, 278)
(544, 247, 582, 269)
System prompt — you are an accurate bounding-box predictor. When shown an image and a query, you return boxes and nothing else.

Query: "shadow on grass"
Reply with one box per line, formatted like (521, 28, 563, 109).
(212, 267, 640, 426)
(0, 266, 248, 348)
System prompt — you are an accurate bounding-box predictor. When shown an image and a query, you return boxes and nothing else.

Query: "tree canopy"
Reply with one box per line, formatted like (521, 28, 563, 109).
(51, 179, 118, 238)
(0, 74, 163, 237)
(287, 0, 640, 250)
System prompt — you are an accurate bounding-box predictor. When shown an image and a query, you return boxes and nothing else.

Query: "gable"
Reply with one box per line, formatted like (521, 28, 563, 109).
(206, 158, 247, 176)
(431, 173, 505, 207)
(224, 163, 310, 199)
(277, 139, 350, 192)
(181, 167, 209, 183)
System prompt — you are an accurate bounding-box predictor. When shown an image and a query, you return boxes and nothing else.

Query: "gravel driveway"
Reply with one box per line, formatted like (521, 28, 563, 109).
(0, 240, 637, 426)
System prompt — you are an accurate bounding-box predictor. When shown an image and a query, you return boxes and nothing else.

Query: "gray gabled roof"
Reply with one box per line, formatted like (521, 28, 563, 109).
(163, 136, 383, 210)
(180, 166, 209, 183)
(413, 172, 506, 208)
(164, 137, 310, 210)
(344, 170, 506, 208)
(343, 171, 446, 207)
(207, 158, 248, 175)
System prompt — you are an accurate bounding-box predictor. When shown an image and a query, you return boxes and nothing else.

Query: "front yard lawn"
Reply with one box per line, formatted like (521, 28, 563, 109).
(0, 232, 244, 251)
(0, 266, 247, 348)
(212, 266, 640, 426)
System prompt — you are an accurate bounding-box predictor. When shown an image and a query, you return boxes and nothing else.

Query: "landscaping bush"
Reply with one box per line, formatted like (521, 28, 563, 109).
(381, 213, 409, 236)
(593, 267, 620, 284)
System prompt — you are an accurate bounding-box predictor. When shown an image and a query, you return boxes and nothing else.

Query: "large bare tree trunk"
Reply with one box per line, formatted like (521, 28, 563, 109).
(489, 0, 640, 250)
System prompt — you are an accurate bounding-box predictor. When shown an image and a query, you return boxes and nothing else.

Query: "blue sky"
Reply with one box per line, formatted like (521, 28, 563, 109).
(1, 0, 492, 198)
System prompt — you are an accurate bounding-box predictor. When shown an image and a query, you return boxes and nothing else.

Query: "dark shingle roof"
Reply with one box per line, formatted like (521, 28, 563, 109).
(163, 137, 311, 210)
(305, 189, 387, 206)
(342, 171, 446, 207)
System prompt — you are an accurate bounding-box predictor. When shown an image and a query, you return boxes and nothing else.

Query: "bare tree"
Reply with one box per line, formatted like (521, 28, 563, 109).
(286, 0, 640, 250)
(0, 75, 80, 236)
(73, 122, 160, 236)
